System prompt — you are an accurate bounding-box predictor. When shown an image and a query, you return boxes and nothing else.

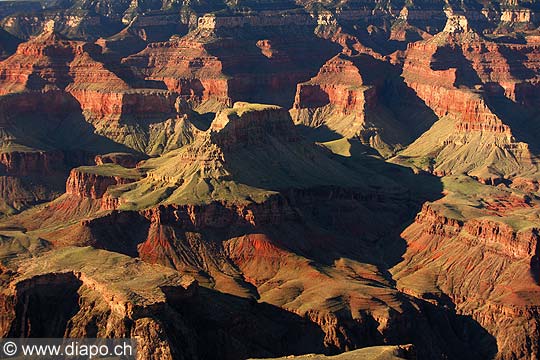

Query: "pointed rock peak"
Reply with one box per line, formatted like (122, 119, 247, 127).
(443, 12, 470, 33)
(398, 6, 410, 20)
(426, 9, 483, 44)
(33, 20, 66, 43)
(44, 20, 56, 33)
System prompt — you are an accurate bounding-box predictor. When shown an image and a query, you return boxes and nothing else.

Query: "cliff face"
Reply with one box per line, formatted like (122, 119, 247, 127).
(0, 151, 64, 177)
(392, 176, 540, 360)
(290, 53, 416, 155)
(123, 12, 340, 108)
(401, 34, 503, 129)
(291, 54, 377, 132)
(0, 24, 177, 122)
(0, 24, 204, 159)
(0, 244, 348, 360)
(123, 37, 231, 105)
(71, 89, 177, 122)
(94, 153, 139, 168)
(0, 101, 485, 358)
(0, 247, 199, 360)
(210, 102, 300, 148)
(395, 14, 540, 182)
(65, 167, 138, 200)
(2, 0, 540, 41)
(52, 188, 491, 358)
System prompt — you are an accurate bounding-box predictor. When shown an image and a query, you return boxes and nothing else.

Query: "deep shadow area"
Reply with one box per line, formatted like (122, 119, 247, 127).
(292, 53, 440, 150)
(498, 45, 537, 80)
(432, 46, 482, 88)
(166, 286, 327, 360)
(84, 211, 151, 257)
(8, 273, 82, 337)
(484, 83, 540, 154)
(216, 110, 444, 269)
(531, 255, 540, 285)
(355, 54, 440, 143)
(413, 298, 499, 360)
(205, 27, 341, 108)
(295, 124, 344, 143)
(0, 91, 139, 156)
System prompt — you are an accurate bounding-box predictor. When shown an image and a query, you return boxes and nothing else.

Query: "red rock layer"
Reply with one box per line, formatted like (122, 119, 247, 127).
(402, 38, 511, 134)
(393, 201, 540, 359)
(122, 36, 232, 105)
(0, 268, 200, 359)
(65, 168, 136, 200)
(71, 89, 177, 122)
(0, 151, 64, 176)
(292, 55, 378, 116)
(0, 28, 121, 94)
(0, 90, 79, 124)
(123, 16, 340, 107)
(403, 20, 540, 126)
(0, 26, 178, 123)
(290, 53, 423, 153)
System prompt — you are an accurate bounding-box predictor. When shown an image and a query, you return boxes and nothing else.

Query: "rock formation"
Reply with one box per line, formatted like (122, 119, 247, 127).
(394, 12, 540, 183)
(123, 11, 340, 108)
(0, 1, 539, 360)
(392, 175, 540, 359)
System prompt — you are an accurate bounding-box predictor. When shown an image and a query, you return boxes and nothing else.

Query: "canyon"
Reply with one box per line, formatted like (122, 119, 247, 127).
(0, 1, 539, 360)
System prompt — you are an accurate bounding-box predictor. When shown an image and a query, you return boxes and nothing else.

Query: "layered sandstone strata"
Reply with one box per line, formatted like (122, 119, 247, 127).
(95, 153, 140, 168)
(123, 12, 339, 108)
(0, 151, 64, 177)
(0, 23, 178, 120)
(396, 14, 540, 181)
(291, 54, 385, 148)
(392, 177, 540, 359)
(65, 165, 141, 200)
(0, 245, 199, 360)
(123, 36, 232, 105)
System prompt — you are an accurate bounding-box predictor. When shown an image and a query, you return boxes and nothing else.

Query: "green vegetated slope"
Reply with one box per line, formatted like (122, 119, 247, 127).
(103, 102, 407, 210)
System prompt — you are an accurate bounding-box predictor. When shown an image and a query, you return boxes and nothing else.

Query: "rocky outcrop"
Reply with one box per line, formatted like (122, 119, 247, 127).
(402, 35, 506, 130)
(0, 25, 195, 156)
(71, 89, 177, 122)
(140, 195, 298, 231)
(396, 13, 540, 180)
(210, 102, 299, 148)
(0, 248, 198, 360)
(0, 23, 179, 121)
(122, 36, 239, 106)
(392, 179, 540, 360)
(0, 244, 343, 360)
(95, 153, 140, 168)
(66, 166, 140, 200)
(291, 54, 383, 144)
(291, 52, 437, 155)
(412, 202, 538, 259)
(0, 151, 64, 176)
(0, 24, 108, 95)
(292, 55, 377, 115)
(123, 13, 340, 108)
(3, 3, 540, 360)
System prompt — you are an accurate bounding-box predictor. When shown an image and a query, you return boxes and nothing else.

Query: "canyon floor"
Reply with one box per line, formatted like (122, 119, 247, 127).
(0, 0, 539, 359)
